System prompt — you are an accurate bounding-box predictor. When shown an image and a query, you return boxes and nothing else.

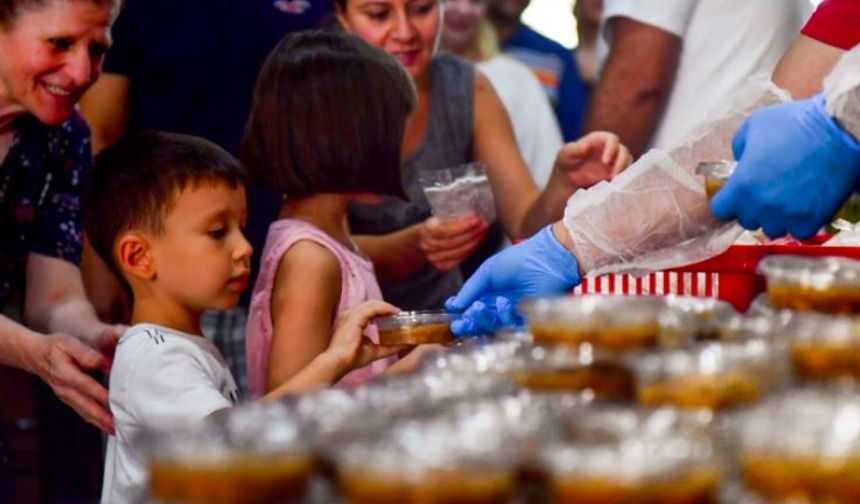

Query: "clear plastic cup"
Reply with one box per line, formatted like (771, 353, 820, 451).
(334, 416, 518, 504)
(663, 295, 737, 341)
(695, 161, 736, 199)
(420, 162, 497, 222)
(423, 339, 635, 400)
(146, 403, 314, 504)
(739, 387, 860, 503)
(758, 255, 860, 314)
(374, 310, 454, 346)
(544, 408, 722, 504)
(781, 311, 860, 381)
(519, 295, 689, 352)
(629, 340, 788, 411)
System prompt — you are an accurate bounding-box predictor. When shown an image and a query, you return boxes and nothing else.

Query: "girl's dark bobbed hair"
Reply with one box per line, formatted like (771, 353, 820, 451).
(242, 29, 416, 199)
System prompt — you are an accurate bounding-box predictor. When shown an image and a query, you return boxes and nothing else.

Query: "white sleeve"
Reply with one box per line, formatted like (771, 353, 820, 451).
(124, 340, 234, 427)
(509, 69, 564, 188)
(602, 0, 700, 39)
(476, 59, 564, 188)
(824, 43, 860, 143)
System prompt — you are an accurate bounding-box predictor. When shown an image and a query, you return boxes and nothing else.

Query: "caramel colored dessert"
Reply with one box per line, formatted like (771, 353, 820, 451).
(694, 328, 720, 342)
(742, 454, 860, 503)
(791, 342, 860, 381)
(531, 323, 661, 351)
(339, 471, 514, 504)
(514, 363, 636, 401)
(704, 180, 724, 199)
(415, 471, 516, 504)
(638, 372, 760, 411)
(149, 454, 313, 504)
(768, 284, 860, 314)
(339, 472, 414, 504)
(551, 467, 721, 504)
(379, 322, 454, 346)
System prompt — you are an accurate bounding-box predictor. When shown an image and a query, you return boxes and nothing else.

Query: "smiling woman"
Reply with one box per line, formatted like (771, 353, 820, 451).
(0, 0, 127, 499)
(0, 0, 115, 124)
(0, 0, 126, 466)
(334, 0, 629, 312)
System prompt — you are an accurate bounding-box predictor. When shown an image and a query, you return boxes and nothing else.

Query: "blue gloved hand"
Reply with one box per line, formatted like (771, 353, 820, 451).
(445, 225, 581, 337)
(712, 94, 860, 239)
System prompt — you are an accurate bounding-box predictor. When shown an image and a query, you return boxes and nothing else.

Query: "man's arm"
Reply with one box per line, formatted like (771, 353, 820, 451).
(582, 17, 682, 157)
(79, 74, 131, 154)
(557, 49, 589, 141)
(772, 34, 845, 99)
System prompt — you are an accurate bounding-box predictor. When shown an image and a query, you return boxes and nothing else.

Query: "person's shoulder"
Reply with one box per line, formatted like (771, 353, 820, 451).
(117, 324, 224, 368)
(430, 51, 476, 108)
(279, 238, 342, 282)
(117, 324, 199, 359)
(114, 324, 225, 386)
(480, 55, 541, 82)
(17, 110, 89, 142)
(40, 110, 92, 157)
(111, 324, 236, 427)
(111, 325, 191, 388)
(432, 51, 475, 77)
(510, 24, 571, 60)
(272, 238, 343, 310)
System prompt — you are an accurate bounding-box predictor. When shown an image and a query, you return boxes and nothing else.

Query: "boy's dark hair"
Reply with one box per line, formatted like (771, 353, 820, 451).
(241, 30, 415, 199)
(84, 131, 246, 286)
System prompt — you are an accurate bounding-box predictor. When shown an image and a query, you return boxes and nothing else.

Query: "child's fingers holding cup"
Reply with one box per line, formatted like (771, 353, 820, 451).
(337, 300, 400, 331)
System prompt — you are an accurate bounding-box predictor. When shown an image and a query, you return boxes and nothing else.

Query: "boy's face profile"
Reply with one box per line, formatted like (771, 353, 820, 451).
(121, 180, 253, 315)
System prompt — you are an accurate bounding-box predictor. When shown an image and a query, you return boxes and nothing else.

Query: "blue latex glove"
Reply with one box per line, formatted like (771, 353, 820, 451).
(712, 94, 860, 239)
(445, 225, 581, 337)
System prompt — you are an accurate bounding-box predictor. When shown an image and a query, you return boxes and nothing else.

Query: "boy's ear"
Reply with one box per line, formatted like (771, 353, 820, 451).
(116, 233, 155, 281)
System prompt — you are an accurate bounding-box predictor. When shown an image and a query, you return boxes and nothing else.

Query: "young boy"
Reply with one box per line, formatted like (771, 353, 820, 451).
(86, 131, 398, 503)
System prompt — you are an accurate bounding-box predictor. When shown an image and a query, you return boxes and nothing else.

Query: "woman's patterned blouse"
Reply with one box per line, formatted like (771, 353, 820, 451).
(0, 111, 91, 309)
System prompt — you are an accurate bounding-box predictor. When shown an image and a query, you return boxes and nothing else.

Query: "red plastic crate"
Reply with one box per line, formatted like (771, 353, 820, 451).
(573, 239, 860, 312)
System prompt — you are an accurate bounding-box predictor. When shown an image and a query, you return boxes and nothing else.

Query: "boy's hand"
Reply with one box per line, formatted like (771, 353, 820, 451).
(327, 300, 406, 374)
(555, 131, 631, 189)
(420, 215, 490, 271)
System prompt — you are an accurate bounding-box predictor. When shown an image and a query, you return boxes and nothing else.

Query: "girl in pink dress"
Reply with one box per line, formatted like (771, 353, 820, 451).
(242, 31, 417, 398)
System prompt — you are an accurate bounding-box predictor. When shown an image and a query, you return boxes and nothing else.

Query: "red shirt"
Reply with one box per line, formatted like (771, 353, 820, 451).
(802, 0, 860, 49)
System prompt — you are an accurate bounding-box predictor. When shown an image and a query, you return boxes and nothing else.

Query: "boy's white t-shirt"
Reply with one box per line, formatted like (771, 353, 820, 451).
(598, 0, 811, 150)
(101, 324, 239, 504)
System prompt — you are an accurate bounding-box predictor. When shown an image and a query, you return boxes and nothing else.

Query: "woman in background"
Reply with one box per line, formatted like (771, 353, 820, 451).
(441, 0, 564, 188)
(336, 0, 630, 311)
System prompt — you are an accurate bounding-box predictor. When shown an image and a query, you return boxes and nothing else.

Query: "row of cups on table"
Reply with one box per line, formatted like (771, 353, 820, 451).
(145, 253, 860, 503)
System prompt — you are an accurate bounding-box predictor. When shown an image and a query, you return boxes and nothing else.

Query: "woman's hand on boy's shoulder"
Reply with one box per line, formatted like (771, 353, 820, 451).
(32, 333, 115, 434)
(88, 323, 126, 372)
(554, 131, 632, 190)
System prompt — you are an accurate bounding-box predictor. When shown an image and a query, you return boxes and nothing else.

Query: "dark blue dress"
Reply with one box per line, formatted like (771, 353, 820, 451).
(0, 112, 90, 309)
